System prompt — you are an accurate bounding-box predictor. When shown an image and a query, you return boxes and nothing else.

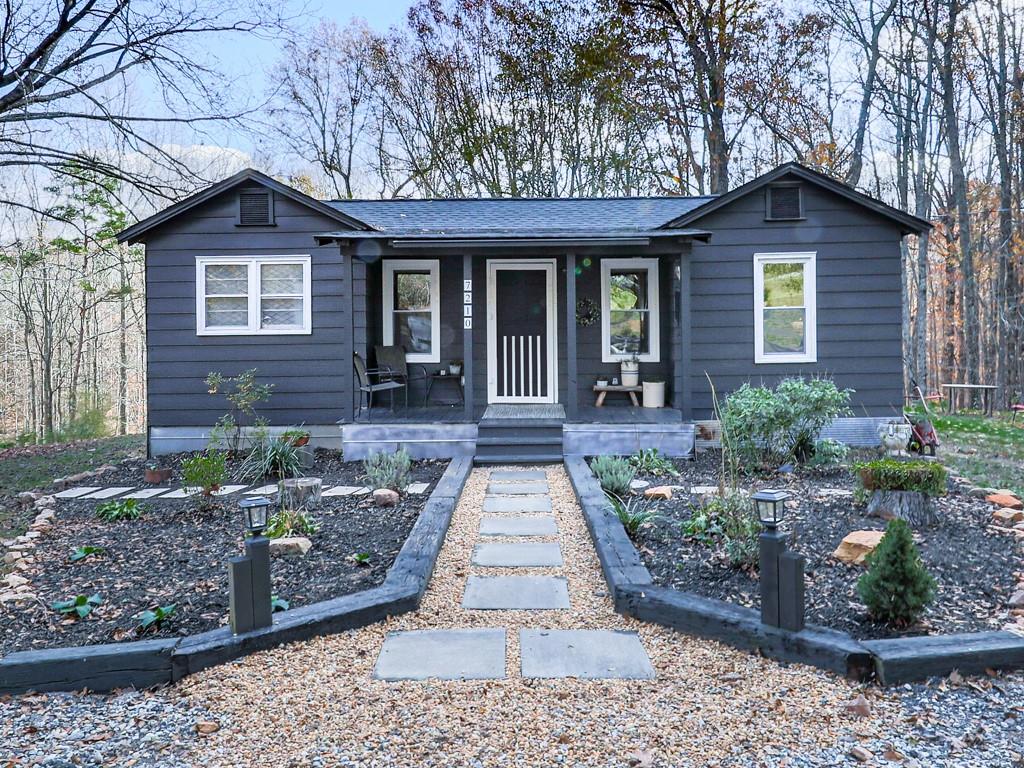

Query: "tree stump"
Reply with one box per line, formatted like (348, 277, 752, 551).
(867, 490, 937, 527)
(280, 477, 322, 511)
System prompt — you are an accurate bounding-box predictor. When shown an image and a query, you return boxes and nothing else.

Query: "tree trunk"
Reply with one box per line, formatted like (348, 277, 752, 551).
(867, 490, 938, 527)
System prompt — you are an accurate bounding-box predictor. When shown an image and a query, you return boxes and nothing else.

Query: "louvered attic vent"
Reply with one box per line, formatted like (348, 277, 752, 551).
(238, 190, 273, 225)
(766, 184, 802, 220)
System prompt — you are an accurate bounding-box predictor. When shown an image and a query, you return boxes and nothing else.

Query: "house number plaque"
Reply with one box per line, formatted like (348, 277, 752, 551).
(463, 280, 473, 329)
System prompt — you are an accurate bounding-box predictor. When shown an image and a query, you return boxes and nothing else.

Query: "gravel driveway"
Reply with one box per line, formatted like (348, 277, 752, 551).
(3, 465, 1022, 767)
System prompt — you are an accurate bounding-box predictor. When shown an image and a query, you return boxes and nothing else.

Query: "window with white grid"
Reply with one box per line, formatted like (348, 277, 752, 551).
(196, 256, 311, 335)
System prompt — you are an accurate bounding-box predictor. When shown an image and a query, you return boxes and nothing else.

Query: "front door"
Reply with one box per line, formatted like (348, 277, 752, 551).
(487, 260, 557, 404)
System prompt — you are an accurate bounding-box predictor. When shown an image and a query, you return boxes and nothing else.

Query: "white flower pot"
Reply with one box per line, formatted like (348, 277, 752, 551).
(642, 381, 665, 408)
(620, 361, 640, 387)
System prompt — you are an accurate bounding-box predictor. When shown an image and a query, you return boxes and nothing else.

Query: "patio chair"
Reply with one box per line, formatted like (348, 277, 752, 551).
(353, 352, 406, 422)
(374, 345, 429, 406)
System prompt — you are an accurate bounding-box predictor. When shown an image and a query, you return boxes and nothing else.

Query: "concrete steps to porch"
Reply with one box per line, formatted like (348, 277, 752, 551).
(475, 419, 563, 464)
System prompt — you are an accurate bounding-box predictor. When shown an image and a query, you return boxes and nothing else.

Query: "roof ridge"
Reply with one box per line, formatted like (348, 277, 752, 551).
(325, 195, 717, 204)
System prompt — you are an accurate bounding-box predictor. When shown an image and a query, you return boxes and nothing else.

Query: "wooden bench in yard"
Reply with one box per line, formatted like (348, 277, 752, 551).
(593, 384, 642, 407)
(1012, 404, 1024, 424)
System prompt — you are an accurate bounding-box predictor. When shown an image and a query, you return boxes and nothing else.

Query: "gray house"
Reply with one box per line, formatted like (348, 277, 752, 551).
(118, 163, 929, 461)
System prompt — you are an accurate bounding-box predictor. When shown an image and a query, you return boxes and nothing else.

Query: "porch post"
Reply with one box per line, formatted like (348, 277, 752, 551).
(340, 246, 355, 423)
(463, 253, 474, 420)
(678, 250, 693, 420)
(565, 252, 578, 420)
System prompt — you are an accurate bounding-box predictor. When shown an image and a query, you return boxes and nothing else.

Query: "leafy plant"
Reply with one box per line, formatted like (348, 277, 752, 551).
(857, 519, 936, 626)
(607, 492, 657, 539)
(629, 448, 679, 478)
(53, 396, 110, 442)
(684, 493, 760, 569)
(265, 509, 319, 539)
(51, 593, 102, 619)
(856, 459, 947, 496)
(720, 377, 853, 468)
(69, 545, 104, 562)
(205, 369, 274, 452)
(96, 498, 142, 522)
(363, 449, 411, 492)
(136, 603, 176, 632)
(349, 552, 371, 566)
(271, 596, 290, 612)
(182, 449, 228, 497)
(590, 455, 636, 496)
(238, 431, 302, 481)
(808, 438, 849, 467)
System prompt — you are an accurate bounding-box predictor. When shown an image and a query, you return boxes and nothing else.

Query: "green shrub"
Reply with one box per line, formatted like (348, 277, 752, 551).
(808, 438, 849, 467)
(607, 492, 657, 539)
(720, 377, 852, 468)
(205, 369, 274, 452)
(96, 498, 142, 522)
(51, 593, 102, 619)
(265, 509, 319, 539)
(629, 448, 679, 478)
(857, 518, 936, 626)
(239, 433, 302, 481)
(363, 449, 412, 492)
(54, 398, 110, 442)
(856, 459, 947, 496)
(69, 545, 104, 562)
(182, 449, 228, 496)
(683, 493, 760, 569)
(590, 455, 636, 496)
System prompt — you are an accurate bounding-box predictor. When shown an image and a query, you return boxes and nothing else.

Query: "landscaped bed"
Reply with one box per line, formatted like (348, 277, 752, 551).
(619, 449, 1022, 640)
(0, 450, 447, 657)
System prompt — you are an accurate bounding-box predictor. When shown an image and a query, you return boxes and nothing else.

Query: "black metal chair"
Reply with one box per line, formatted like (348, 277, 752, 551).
(374, 345, 429, 405)
(353, 352, 406, 422)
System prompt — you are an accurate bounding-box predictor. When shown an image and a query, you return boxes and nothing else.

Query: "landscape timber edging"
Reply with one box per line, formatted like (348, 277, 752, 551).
(563, 456, 1024, 685)
(0, 457, 473, 696)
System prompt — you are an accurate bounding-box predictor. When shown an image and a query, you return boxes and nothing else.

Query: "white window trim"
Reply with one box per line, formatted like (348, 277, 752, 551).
(195, 255, 312, 336)
(600, 257, 660, 363)
(753, 251, 817, 364)
(382, 259, 441, 364)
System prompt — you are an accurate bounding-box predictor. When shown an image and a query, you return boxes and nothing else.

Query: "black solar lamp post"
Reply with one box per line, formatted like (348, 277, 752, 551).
(753, 489, 805, 633)
(229, 497, 274, 634)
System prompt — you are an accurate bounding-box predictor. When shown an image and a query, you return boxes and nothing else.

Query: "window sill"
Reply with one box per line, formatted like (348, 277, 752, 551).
(602, 354, 660, 364)
(754, 354, 817, 365)
(196, 328, 311, 337)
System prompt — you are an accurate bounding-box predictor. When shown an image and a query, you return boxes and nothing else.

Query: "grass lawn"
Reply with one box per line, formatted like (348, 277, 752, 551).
(0, 434, 145, 539)
(910, 408, 1024, 496)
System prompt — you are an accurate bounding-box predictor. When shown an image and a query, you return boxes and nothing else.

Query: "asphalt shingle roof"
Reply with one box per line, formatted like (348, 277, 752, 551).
(324, 196, 714, 234)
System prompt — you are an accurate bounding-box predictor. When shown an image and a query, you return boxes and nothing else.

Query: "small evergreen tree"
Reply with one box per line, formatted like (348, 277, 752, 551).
(857, 519, 936, 627)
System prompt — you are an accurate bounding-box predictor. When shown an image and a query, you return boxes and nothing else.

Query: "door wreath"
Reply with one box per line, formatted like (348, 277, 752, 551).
(576, 297, 599, 327)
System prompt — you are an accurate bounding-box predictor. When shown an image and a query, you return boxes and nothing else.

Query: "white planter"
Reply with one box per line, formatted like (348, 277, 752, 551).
(642, 381, 665, 408)
(620, 361, 640, 387)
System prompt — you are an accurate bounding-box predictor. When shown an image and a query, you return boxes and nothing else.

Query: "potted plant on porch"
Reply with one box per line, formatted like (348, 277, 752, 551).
(642, 378, 665, 408)
(620, 354, 640, 387)
(449, 359, 463, 376)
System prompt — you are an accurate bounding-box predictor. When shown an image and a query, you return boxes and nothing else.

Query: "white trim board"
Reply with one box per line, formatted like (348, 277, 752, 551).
(382, 259, 441, 364)
(600, 257, 661, 363)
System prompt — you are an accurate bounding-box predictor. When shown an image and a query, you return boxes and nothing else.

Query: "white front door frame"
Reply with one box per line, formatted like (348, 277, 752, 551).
(486, 259, 558, 404)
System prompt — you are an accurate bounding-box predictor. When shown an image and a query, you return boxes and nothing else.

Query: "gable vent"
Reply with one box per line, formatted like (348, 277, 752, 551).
(767, 185, 802, 220)
(238, 190, 273, 225)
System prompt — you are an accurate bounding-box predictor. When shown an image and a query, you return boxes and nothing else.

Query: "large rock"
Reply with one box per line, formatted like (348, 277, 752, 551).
(993, 508, 1024, 527)
(373, 488, 400, 507)
(986, 493, 1023, 510)
(4, 573, 29, 589)
(833, 531, 885, 566)
(268, 537, 312, 557)
(1008, 591, 1024, 609)
(644, 486, 673, 500)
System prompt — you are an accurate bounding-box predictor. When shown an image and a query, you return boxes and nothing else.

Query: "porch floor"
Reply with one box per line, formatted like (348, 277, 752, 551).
(351, 404, 684, 425)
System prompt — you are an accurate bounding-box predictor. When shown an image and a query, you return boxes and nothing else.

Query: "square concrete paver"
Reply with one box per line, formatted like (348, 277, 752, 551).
(463, 576, 570, 610)
(122, 488, 171, 499)
(519, 629, 655, 679)
(53, 487, 101, 499)
(487, 482, 549, 495)
(472, 542, 562, 567)
(373, 629, 507, 681)
(479, 515, 558, 537)
(482, 496, 552, 514)
(211, 484, 248, 496)
(161, 487, 201, 499)
(490, 470, 547, 482)
(81, 487, 135, 499)
(245, 484, 279, 495)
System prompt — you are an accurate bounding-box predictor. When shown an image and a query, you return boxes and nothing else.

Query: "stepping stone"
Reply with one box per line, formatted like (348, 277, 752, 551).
(490, 470, 547, 482)
(123, 488, 171, 500)
(54, 487, 101, 499)
(483, 496, 552, 514)
(463, 575, 569, 610)
(373, 629, 506, 681)
(405, 482, 430, 495)
(352, 486, 372, 496)
(321, 485, 364, 497)
(82, 487, 135, 499)
(519, 629, 655, 680)
(162, 487, 201, 499)
(245, 484, 279, 495)
(480, 515, 558, 537)
(487, 482, 549, 495)
(211, 484, 247, 496)
(472, 542, 562, 567)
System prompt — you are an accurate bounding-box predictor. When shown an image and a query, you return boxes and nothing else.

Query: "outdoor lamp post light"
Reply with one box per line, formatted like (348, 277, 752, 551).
(754, 489, 805, 632)
(229, 497, 274, 634)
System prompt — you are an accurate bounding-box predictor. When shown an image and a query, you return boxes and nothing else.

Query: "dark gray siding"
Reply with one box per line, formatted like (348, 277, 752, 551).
(686, 179, 906, 419)
(145, 183, 351, 428)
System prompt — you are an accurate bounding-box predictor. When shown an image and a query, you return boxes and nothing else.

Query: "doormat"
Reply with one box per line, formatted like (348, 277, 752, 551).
(482, 404, 566, 420)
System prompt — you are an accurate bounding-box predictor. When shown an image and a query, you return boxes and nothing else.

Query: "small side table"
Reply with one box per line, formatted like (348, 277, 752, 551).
(426, 373, 464, 405)
(593, 384, 642, 407)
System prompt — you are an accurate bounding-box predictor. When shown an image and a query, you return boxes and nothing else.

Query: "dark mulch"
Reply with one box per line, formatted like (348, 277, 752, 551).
(626, 450, 1022, 640)
(0, 451, 446, 656)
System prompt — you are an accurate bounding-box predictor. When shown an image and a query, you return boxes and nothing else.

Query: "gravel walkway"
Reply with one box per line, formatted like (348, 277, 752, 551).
(4, 465, 1022, 767)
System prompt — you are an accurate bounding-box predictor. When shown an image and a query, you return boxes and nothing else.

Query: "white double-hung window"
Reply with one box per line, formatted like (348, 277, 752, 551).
(196, 255, 311, 335)
(600, 258, 660, 363)
(753, 251, 816, 363)
(382, 259, 441, 363)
